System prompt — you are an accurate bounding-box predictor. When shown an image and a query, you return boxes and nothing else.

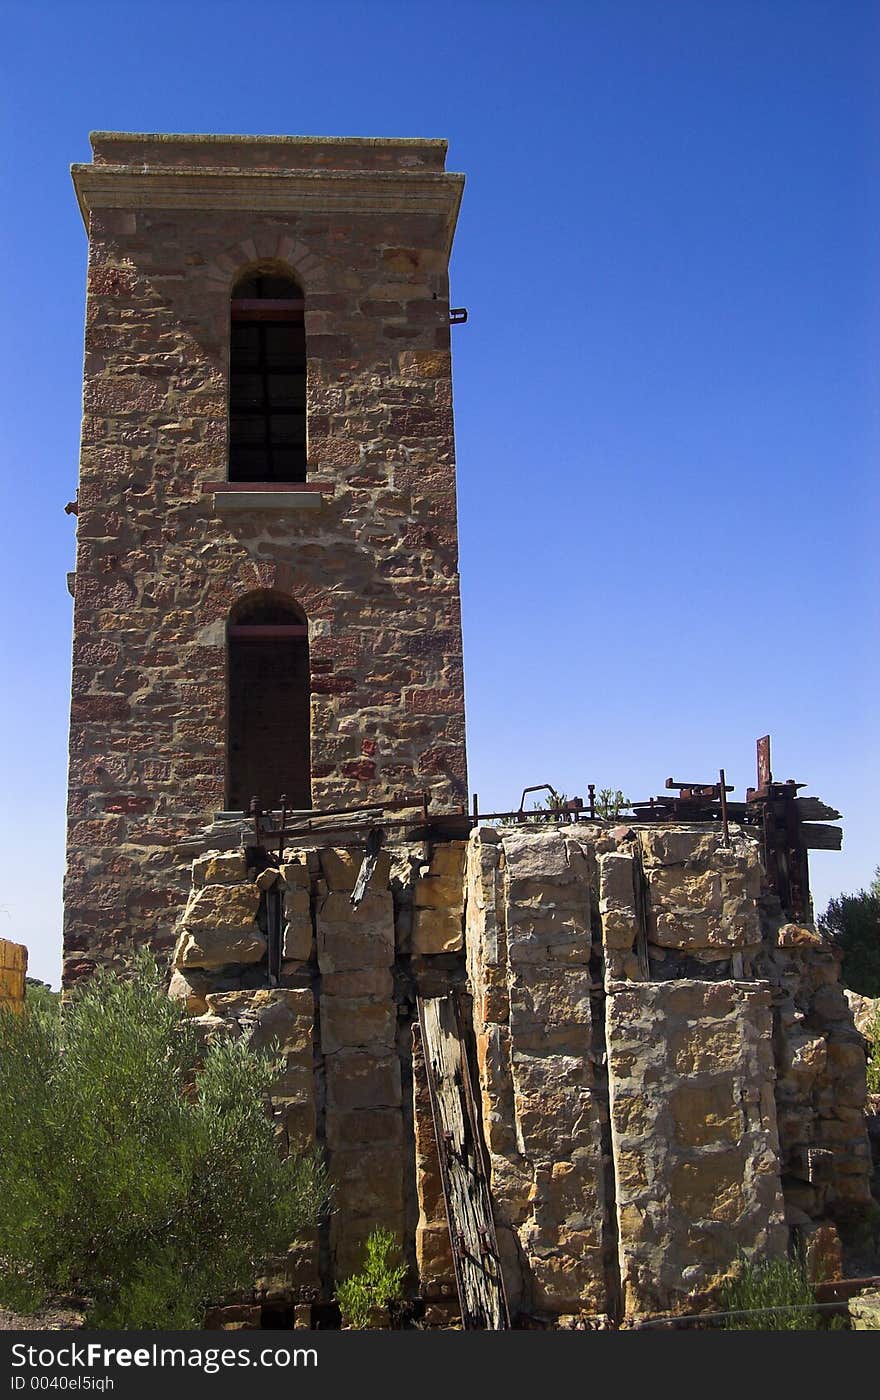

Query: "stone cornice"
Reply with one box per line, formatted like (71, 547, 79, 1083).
(71, 164, 466, 255)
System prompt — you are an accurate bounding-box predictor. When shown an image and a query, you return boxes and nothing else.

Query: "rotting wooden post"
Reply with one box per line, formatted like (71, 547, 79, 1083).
(417, 992, 510, 1329)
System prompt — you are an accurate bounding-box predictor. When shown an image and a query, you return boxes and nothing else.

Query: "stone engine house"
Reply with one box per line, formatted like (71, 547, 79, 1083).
(64, 133, 872, 1328)
(65, 132, 467, 978)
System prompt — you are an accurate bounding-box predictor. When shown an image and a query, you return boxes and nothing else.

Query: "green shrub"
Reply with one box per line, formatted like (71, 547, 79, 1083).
(336, 1228, 406, 1329)
(718, 1255, 833, 1330)
(819, 869, 880, 997)
(595, 788, 630, 820)
(0, 951, 324, 1329)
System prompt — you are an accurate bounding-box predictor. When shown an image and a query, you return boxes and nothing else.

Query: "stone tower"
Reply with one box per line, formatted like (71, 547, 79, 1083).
(64, 133, 468, 983)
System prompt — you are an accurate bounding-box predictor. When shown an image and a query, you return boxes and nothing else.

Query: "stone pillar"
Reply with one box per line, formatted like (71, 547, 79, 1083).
(466, 826, 608, 1316)
(316, 848, 406, 1279)
(0, 939, 27, 1011)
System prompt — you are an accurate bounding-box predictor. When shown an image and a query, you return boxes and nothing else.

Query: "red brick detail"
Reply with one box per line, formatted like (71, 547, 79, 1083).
(341, 761, 376, 781)
(405, 688, 463, 715)
(311, 676, 357, 694)
(70, 694, 133, 723)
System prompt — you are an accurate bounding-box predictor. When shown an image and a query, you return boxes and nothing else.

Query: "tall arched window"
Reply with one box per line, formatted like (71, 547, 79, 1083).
(227, 592, 311, 812)
(229, 269, 306, 482)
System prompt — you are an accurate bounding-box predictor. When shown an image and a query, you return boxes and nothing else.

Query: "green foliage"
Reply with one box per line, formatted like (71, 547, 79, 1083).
(24, 979, 60, 1017)
(595, 788, 630, 820)
(336, 1228, 406, 1329)
(0, 951, 324, 1329)
(819, 868, 880, 996)
(531, 787, 631, 820)
(718, 1255, 832, 1330)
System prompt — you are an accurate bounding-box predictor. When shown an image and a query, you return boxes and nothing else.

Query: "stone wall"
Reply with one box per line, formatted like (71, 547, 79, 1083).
(0, 939, 26, 1012)
(161, 820, 869, 1324)
(464, 822, 870, 1321)
(64, 133, 468, 988)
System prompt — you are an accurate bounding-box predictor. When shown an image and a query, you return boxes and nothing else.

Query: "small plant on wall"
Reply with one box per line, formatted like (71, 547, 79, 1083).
(336, 1228, 406, 1329)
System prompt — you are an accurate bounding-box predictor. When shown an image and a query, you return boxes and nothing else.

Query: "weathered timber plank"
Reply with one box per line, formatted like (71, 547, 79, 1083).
(417, 993, 510, 1329)
(795, 798, 842, 822)
(801, 823, 843, 851)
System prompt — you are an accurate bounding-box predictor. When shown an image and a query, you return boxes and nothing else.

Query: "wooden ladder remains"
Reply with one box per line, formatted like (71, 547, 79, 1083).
(417, 992, 510, 1329)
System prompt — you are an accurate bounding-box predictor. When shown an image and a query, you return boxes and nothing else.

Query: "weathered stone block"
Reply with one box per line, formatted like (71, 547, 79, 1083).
(412, 905, 462, 954)
(280, 857, 310, 890)
(427, 841, 467, 879)
(282, 886, 312, 961)
(325, 1049, 401, 1110)
(174, 918, 266, 970)
(168, 967, 211, 1015)
(414, 875, 463, 910)
(192, 851, 248, 886)
(316, 890, 394, 971)
(326, 1108, 403, 1150)
(319, 847, 391, 892)
(320, 996, 396, 1052)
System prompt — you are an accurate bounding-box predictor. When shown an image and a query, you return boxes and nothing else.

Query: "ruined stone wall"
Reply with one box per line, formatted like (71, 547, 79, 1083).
(165, 821, 869, 1325)
(465, 823, 870, 1321)
(170, 837, 468, 1308)
(64, 134, 467, 987)
(0, 939, 26, 1012)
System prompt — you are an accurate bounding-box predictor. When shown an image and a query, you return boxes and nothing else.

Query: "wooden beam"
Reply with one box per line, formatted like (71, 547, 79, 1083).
(801, 823, 843, 851)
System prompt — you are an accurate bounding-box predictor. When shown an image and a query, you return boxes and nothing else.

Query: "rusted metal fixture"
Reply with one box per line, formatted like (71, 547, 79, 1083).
(631, 775, 734, 824)
(518, 784, 559, 815)
(719, 768, 730, 847)
(746, 734, 811, 921)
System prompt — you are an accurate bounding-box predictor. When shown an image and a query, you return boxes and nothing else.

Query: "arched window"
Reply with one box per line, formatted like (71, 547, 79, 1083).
(229, 269, 306, 482)
(227, 592, 311, 812)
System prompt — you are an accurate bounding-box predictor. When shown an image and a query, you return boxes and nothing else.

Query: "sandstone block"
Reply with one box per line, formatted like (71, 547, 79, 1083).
(412, 905, 462, 954)
(180, 882, 261, 932)
(316, 890, 394, 972)
(668, 1153, 746, 1224)
(319, 847, 391, 892)
(322, 968, 393, 998)
(414, 875, 464, 910)
(282, 886, 312, 961)
(326, 1108, 403, 1150)
(669, 1083, 741, 1147)
(502, 829, 576, 884)
(255, 867, 280, 891)
(168, 968, 211, 1015)
(639, 829, 719, 867)
(428, 841, 468, 879)
(174, 924, 266, 969)
(325, 1049, 401, 1110)
(192, 851, 248, 886)
(280, 857, 310, 890)
(416, 1223, 456, 1299)
(320, 996, 396, 1052)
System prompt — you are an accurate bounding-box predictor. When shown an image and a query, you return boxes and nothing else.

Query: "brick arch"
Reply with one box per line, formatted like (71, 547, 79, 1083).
(226, 584, 312, 812)
(205, 564, 329, 627)
(203, 231, 328, 297)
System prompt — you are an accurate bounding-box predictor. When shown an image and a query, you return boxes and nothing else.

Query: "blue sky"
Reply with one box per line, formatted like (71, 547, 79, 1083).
(1, 0, 877, 985)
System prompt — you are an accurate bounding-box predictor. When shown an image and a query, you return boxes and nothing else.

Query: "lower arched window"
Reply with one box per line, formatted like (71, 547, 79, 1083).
(227, 592, 311, 812)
